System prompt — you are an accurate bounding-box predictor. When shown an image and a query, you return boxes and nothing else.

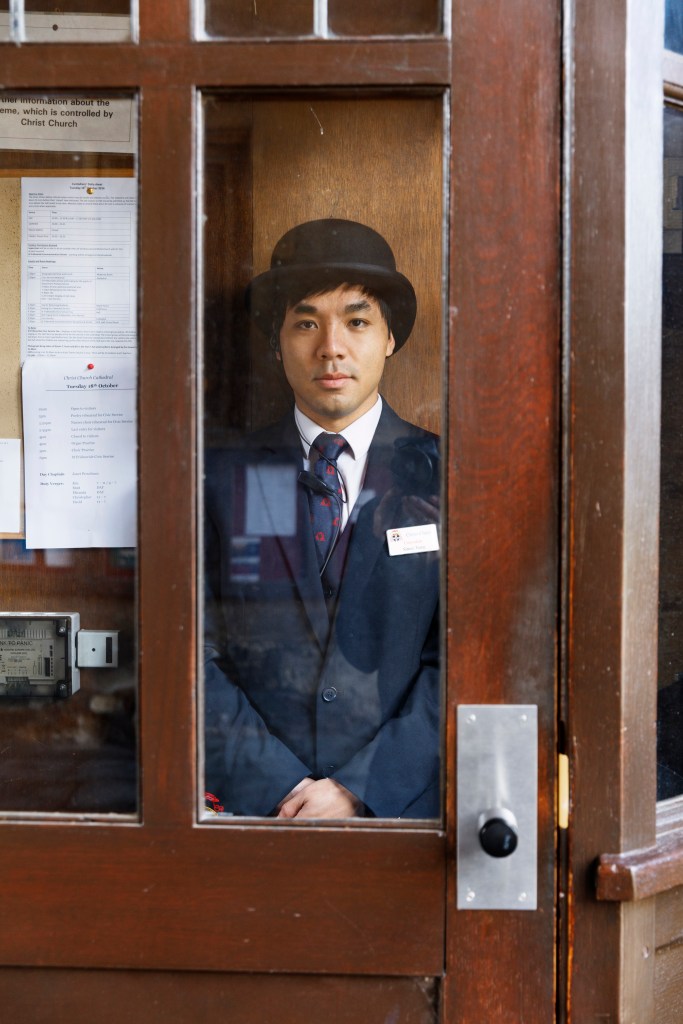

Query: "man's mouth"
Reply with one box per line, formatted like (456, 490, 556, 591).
(316, 373, 351, 389)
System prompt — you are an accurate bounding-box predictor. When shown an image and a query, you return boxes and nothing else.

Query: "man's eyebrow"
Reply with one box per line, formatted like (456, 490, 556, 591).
(290, 299, 373, 315)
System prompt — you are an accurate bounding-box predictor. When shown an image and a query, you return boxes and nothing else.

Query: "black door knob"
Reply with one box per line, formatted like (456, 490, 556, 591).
(478, 808, 519, 858)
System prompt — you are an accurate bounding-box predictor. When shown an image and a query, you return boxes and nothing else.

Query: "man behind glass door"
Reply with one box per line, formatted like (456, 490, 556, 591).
(204, 219, 440, 819)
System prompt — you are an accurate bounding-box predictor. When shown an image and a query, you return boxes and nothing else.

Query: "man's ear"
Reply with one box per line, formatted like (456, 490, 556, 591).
(269, 331, 282, 359)
(385, 332, 396, 357)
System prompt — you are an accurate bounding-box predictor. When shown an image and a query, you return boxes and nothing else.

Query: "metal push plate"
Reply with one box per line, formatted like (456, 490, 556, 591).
(457, 705, 538, 910)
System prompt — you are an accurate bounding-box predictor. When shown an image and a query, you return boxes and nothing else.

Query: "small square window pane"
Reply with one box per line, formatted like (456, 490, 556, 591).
(329, 0, 442, 37)
(22, 2, 131, 42)
(205, 0, 313, 38)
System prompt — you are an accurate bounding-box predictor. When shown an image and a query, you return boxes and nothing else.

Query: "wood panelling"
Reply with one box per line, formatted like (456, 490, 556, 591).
(0, 970, 438, 1024)
(443, 0, 560, 1019)
(656, 943, 683, 1024)
(0, 40, 449, 89)
(0, 826, 445, 974)
(568, 0, 663, 1018)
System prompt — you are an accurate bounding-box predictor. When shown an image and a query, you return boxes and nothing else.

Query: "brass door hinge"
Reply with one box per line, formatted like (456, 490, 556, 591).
(558, 753, 569, 829)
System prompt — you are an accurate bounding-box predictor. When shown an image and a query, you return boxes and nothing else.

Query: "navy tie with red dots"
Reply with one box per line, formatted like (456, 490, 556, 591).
(308, 432, 348, 569)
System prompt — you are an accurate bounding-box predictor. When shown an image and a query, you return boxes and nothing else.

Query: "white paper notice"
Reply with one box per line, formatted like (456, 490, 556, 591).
(0, 439, 22, 534)
(22, 359, 136, 549)
(21, 177, 137, 361)
(0, 92, 135, 153)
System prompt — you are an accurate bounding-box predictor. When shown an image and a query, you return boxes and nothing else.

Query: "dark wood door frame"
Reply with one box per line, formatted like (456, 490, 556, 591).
(0, 3, 561, 1021)
(567, 0, 665, 1020)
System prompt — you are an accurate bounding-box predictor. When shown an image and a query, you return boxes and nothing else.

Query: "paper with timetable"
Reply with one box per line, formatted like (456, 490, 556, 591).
(21, 177, 137, 362)
(22, 358, 136, 549)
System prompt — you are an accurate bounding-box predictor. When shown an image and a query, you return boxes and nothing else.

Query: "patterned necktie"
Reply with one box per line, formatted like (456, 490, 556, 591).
(308, 432, 348, 569)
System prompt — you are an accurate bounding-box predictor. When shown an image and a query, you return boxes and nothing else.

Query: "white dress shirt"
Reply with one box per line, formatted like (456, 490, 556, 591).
(294, 397, 383, 530)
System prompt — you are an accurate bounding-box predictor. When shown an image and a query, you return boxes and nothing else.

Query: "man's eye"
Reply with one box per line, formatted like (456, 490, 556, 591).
(348, 318, 368, 328)
(296, 320, 317, 330)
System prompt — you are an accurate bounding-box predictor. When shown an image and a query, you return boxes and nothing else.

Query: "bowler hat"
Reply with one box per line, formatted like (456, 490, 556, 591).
(245, 219, 417, 350)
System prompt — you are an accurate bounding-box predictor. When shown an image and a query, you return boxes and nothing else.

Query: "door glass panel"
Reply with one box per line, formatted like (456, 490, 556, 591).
(202, 0, 443, 39)
(0, 3, 132, 42)
(658, 103, 683, 800)
(200, 93, 444, 823)
(328, 0, 442, 37)
(0, 92, 138, 816)
(204, 0, 312, 39)
(666, 0, 683, 54)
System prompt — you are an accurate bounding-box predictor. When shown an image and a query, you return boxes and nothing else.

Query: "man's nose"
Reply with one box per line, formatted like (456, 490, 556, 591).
(316, 321, 346, 359)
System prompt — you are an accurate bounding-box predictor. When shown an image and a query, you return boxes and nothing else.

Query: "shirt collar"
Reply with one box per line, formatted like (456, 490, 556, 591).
(294, 396, 383, 460)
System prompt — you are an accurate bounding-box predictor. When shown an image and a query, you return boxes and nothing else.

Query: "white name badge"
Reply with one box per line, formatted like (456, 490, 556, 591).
(386, 523, 440, 556)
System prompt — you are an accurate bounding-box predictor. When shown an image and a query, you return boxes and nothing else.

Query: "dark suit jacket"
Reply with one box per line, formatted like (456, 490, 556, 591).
(204, 401, 440, 818)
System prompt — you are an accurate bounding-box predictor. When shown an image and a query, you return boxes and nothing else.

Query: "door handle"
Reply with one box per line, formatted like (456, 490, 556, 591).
(457, 705, 538, 910)
(478, 807, 519, 858)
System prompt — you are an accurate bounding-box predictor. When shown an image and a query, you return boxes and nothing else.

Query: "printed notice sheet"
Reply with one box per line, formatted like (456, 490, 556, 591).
(0, 439, 22, 534)
(0, 93, 135, 153)
(22, 358, 136, 549)
(21, 177, 137, 361)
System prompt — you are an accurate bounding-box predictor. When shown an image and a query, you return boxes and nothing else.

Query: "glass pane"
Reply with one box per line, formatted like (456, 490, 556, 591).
(19, 3, 131, 42)
(658, 104, 683, 800)
(666, 0, 683, 54)
(202, 0, 443, 39)
(0, 92, 138, 816)
(201, 93, 444, 822)
(329, 0, 442, 37)
(204, 0, 312, 38)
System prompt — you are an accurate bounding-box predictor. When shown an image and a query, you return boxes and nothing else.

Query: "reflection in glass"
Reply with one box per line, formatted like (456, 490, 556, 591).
(0, 92, 138, 816)
(201, 94, 443, 821)
(666, 0, 683, 54)
(658, 105, 683, 799)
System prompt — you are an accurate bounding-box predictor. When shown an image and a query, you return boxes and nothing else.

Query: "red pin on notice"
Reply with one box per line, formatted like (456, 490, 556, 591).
(87, 363, 94, 370)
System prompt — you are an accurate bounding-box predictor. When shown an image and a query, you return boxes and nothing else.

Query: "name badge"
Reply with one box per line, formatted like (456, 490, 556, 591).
(386, 523, 439, 556)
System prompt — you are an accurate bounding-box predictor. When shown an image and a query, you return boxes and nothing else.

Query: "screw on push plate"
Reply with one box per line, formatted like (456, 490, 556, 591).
(466, 890, 476, 903)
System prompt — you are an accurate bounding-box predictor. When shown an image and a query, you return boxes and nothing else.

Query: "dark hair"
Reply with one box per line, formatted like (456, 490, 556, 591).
(270, 273, 393, 349)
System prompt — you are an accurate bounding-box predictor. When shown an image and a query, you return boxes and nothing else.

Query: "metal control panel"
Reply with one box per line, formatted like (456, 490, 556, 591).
(0, 612, 80, 698)
(457, 704, 538, 910)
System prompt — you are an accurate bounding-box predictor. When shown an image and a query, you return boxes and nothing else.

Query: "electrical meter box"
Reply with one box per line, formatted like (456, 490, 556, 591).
(0, 613, 80, 698)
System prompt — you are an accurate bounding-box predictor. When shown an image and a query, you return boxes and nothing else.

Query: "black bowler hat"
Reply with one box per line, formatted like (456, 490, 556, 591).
(245, 218, 417, 350)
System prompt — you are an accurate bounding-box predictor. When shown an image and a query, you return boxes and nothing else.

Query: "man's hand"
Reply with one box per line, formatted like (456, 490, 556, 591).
(275, 776, 315, 814)
(277, 778, 361, 819)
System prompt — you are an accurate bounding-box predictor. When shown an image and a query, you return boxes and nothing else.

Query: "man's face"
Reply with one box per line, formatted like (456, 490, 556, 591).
(277, 285, 395, 431)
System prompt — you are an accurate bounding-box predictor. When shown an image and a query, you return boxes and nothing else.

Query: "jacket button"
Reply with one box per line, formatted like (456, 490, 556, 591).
(321, 686, 337, 702)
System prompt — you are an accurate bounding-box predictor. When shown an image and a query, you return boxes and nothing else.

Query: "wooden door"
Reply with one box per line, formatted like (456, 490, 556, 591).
(0, 2, 561, 1021)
